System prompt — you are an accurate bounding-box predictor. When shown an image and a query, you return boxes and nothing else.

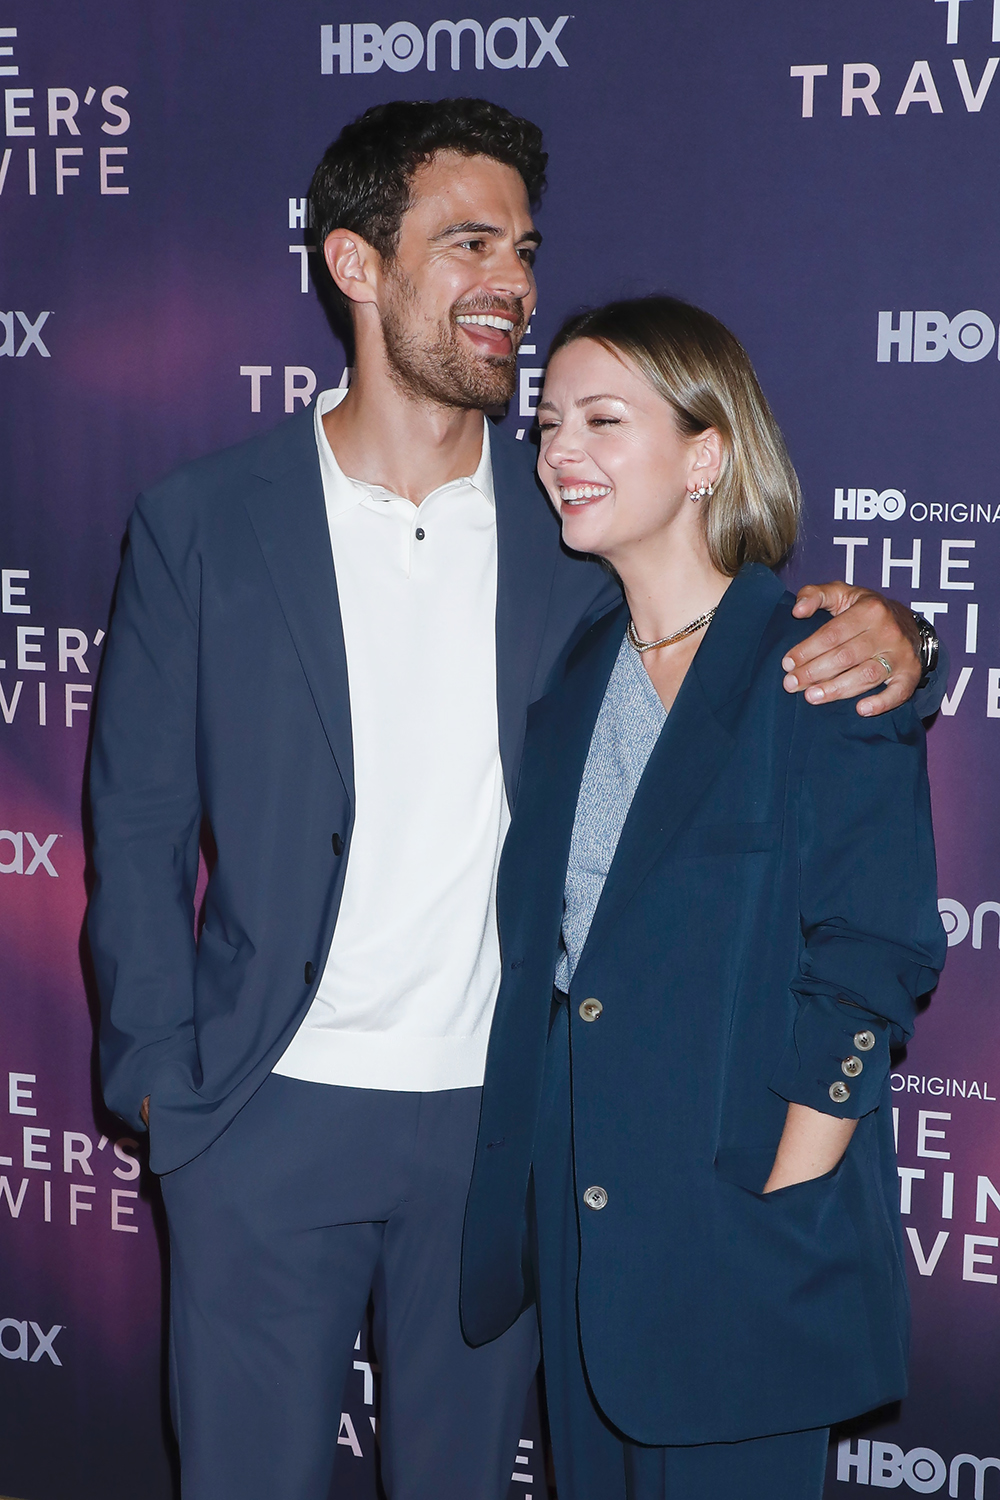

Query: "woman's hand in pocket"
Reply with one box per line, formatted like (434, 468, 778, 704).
(763, 1102, 857, 1193)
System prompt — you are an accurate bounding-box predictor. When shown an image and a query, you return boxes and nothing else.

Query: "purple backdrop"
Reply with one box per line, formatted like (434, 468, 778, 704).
(2, 2, 998, 1495)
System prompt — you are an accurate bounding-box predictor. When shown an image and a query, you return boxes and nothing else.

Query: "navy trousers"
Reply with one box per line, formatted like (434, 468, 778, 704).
(159, 1074, 539, 1500)
(533, 1006, 830, 1500)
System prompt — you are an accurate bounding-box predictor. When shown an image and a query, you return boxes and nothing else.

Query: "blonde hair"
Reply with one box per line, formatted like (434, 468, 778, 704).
(548, 296, 801, 575)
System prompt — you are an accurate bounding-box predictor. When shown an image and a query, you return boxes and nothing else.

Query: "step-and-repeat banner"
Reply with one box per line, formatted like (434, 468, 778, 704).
(2, 2, 998, 1496)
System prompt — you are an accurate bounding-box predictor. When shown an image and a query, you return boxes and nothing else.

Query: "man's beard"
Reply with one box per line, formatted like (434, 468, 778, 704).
(380, 269, 523, 411)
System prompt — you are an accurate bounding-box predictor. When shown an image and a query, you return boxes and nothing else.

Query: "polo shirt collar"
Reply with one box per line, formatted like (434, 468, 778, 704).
(314, 385, 494, 518)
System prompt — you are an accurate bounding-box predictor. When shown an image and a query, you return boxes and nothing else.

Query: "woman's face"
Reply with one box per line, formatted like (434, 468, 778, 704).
(536, 338, 716, 566)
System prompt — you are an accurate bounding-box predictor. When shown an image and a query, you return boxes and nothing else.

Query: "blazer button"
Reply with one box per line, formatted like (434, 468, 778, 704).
(842, 1055, 864, 1078)
(829, 1081, 851, 1104)
(854, 1029, 876, 1052)
(583, 1186, 608, 1211)
(304, 962, 316, 985)
(332, 833, 344, 856)
(579, 998, 603, 1023)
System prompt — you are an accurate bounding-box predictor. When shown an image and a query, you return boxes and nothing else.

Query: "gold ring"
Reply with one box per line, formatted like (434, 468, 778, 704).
(874, 654, 892, 680)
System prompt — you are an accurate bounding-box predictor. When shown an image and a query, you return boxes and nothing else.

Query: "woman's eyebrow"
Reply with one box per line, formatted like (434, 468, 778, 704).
(536, 393, 629, 414)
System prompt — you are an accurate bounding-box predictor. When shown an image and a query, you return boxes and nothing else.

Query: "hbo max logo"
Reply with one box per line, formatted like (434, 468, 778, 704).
(838, 1438, 1000, 1493)
(0, 1319, 63, 1365)
(877, 310, 997, 363)
(320, 16, 570, 74)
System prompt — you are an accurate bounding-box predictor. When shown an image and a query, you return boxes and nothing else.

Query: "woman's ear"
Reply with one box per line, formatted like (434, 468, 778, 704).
(323, 229, 379, 308)
(690, 427, 723, 488)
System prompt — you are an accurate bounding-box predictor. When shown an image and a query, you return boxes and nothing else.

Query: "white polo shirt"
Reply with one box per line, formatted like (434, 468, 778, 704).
(272, 387, 510, 1092)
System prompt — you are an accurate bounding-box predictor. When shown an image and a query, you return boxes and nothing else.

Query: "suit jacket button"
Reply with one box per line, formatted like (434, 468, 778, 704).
(579, 998, 603, 1022)
(829, 1081, 851, 1104)
(304, 962, 316, 984)
(842, 1055, 863, 1078)
(332, 833, 344, 856)
(583, 1186, 608, 1211)
(854, 1029, 876, 1052)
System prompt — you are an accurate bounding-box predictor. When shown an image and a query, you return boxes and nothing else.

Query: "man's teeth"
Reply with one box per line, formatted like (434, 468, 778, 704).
(455, 313, 516, 332)
(560, 484, 612, 502)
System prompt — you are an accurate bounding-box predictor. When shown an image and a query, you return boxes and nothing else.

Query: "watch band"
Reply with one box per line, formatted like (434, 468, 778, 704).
(913, 613, 940, 690)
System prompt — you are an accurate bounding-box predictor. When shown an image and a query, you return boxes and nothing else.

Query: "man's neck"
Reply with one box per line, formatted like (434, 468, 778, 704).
(322, 363, 486, 506)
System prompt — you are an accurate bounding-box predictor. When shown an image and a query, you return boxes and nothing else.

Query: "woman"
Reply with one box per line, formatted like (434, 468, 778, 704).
(461, 297, 945, 1499)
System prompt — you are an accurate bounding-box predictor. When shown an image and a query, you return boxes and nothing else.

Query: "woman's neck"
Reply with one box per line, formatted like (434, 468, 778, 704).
(611, 529, 731, 644)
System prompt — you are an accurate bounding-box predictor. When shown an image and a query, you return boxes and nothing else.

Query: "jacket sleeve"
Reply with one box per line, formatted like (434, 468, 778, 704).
(87, 493, 202, 1131)
(769, 698, 946, 1119)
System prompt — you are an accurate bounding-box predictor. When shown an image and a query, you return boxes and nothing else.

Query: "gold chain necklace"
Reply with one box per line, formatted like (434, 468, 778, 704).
(626, 607, 718, 654)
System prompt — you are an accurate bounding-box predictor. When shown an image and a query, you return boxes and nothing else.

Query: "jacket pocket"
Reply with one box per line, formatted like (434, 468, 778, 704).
(714, 1144, 847, 1203)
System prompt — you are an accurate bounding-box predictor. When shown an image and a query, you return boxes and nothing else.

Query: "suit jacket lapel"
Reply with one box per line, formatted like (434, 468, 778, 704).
(518, 604, 630, 937)
(576, 565, 786, 969)
(243, 409, 355, 802)
(491, 432, 561, 802)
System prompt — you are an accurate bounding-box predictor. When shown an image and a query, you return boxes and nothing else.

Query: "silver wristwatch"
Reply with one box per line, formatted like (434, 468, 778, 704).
(913, 613, 940, 689)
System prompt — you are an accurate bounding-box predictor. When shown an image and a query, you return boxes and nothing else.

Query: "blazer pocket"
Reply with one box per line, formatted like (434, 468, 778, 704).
(672, 820, 780, 859)
(715, 1144, 848, 1206)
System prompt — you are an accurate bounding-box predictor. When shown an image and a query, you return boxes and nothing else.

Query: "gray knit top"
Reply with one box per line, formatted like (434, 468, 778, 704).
(554, 635, 667, 992)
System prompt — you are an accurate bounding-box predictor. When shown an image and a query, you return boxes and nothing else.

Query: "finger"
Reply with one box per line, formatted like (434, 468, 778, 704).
(805, 664, 883, 703)
(782, 598, 901, 681)
(792, 580, 866, 619)
(794, 656, 889, 703)
(782, 629, 876, 687)
(791, 584, 832, 618)
(857, 677, 913, 717)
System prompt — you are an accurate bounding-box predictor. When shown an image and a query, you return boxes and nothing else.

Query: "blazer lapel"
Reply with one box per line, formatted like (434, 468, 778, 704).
(491, 432, 561, 802)
(243, 410, 355, 802)
(502, 603, 628, 959)
(577, 565, 786, 968)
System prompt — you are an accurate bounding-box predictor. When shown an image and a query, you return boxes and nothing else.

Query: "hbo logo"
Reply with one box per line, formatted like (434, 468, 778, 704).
(834, 487, 906, 522)
(877, 309, 997, 363)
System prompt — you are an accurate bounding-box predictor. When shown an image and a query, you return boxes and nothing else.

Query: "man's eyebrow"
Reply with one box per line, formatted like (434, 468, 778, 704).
(430, 220, 542, 247)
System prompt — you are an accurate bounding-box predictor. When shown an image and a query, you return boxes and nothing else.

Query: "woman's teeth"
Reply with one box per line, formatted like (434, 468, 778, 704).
(455, 313, 516, 332)
(559, 484, 612, 504)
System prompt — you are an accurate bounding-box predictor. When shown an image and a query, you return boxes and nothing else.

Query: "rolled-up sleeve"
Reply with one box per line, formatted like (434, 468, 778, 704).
(769, 699, 946, 1119)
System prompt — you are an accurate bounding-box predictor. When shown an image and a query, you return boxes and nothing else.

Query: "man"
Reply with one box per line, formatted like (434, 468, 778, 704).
(88, 98, 941, 1500)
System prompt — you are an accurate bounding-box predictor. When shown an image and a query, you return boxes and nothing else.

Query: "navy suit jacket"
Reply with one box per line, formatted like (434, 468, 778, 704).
(87, 408, 619, 1173)
(461, 564, 946, 1444)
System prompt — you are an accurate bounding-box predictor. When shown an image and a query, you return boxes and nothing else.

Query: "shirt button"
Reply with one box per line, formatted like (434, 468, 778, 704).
(415, 527, 426, 540)
(583, 1186, 608, 1211)
(829, 1081, 851, 1104)
(304, 962, 316, 985)
(578, 998, 603, 1022)
(842, 1055, 864, 1078)
(332, 833, 344, 856)
(854, 1030, 876, 1052)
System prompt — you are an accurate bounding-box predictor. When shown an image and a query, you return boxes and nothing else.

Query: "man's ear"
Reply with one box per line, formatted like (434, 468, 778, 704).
(323, 229, 380, 307)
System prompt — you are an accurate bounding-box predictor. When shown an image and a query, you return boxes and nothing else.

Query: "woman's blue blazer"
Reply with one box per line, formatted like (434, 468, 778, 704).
(461, 563, 946, 1446)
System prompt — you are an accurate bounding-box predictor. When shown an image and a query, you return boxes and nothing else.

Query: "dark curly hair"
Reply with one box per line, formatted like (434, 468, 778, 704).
(310, 98, 547, 315)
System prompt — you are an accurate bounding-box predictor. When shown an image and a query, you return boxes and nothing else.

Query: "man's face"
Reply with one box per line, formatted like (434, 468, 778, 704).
(378, 150, 539, 409)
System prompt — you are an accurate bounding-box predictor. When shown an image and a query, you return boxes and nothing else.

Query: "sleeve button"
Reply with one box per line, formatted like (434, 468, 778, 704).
(854, 1030, 876, 1052)
(332, 833, 344, 856)
(829, 1081, 851, 1104)
(842, 1056, 863, 1078)
(304, 962, 316, 985)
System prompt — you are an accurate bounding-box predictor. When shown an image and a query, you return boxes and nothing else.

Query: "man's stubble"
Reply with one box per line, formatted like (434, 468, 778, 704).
(380, 266, 522, 412)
